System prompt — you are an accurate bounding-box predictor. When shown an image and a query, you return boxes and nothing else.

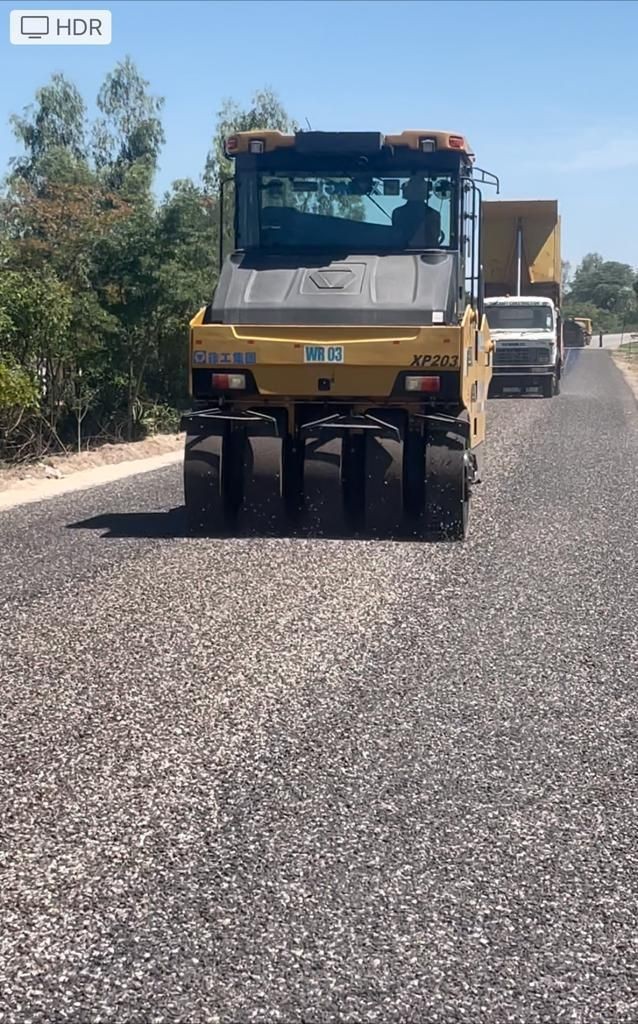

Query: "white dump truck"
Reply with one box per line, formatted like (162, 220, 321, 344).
(483, 200, 563, 398)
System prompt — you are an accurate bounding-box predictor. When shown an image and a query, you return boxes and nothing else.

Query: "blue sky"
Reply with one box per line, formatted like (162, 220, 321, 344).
(1, 0, 637, 268)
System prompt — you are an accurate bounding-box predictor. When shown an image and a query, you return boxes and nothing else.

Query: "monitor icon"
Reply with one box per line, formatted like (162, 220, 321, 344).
(11, 8, 112, 46)
(21, 14, 49, 38)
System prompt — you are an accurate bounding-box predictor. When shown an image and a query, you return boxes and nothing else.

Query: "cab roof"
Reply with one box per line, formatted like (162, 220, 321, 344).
(225, 129, 474, 159)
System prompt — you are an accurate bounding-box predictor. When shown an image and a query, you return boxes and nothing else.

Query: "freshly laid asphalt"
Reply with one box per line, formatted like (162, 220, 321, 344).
(1, 348, 637, 1023)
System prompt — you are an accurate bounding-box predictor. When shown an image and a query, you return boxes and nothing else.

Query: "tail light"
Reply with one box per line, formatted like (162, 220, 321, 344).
(405, 375, 441, 393)
(212, 373, 246, 390)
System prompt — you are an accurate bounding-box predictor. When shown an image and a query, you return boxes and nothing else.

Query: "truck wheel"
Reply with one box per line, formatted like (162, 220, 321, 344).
(543, 376, 556, 399)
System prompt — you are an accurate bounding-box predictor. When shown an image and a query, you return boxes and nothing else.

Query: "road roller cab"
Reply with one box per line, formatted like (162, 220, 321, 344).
(182, 129, 498, 539)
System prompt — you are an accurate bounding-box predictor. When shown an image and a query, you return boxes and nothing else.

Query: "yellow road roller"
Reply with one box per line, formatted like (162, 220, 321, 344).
(182, 129, 498, 540)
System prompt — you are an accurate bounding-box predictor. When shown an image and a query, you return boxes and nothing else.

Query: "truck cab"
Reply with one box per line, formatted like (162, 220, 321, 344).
(484, 294, 561, 396)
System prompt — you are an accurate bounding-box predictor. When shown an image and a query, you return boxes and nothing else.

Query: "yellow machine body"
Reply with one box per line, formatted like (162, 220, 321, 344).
(190, 309, 492, 444)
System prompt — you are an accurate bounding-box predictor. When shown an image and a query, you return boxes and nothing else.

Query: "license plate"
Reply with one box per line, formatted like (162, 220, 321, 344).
(303, 345, 344, 364)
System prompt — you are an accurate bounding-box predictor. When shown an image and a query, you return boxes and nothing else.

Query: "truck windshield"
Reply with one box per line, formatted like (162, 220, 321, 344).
(486, 305, 553, 331)
(248, 172, 457, 251)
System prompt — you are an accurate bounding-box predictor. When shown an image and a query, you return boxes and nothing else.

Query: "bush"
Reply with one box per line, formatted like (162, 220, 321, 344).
(134, 399, 181, 436)
(0, 357, 40, 460)
(0, 356, 39, 411)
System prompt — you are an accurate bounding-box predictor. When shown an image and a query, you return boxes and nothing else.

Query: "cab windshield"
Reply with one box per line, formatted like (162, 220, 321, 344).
(486, 304, 554, 331)
(238, 171, 458, 251)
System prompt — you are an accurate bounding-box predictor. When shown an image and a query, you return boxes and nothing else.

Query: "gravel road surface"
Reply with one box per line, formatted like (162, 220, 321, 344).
(1, 349, 637, 1023)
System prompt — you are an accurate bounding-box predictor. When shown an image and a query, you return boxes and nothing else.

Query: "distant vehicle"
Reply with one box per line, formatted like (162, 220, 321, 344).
(573, 317, 593, 346)
(483, 200, 563, 398)
(564, 318, 587, 348)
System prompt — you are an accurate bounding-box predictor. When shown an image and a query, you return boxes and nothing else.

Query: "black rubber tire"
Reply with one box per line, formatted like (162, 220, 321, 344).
(423, 440, 469, 541)
(184, 430, 231, 534)
(342, 434, 365, 532)
(302, 436, 346, 536)
(543, 376, 556, 398)
(403, 431, 426, 538)
(364, 433, 404, 538)
(240, 435, 287, 535)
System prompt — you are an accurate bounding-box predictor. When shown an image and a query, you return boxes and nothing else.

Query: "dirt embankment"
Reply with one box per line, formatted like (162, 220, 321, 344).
(0, 433, 184, 494)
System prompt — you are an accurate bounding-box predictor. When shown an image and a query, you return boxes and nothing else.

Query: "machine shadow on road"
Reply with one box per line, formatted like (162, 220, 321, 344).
(67, 507, 459, 544)
(68, 507, 188, 539)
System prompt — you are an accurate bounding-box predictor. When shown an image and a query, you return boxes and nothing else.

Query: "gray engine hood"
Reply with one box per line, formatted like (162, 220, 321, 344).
(207, 251, 459, 327)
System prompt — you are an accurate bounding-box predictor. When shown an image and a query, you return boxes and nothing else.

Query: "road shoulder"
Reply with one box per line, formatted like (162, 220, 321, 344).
(612, 348, 638, 401)
(0, 439, 183, 512)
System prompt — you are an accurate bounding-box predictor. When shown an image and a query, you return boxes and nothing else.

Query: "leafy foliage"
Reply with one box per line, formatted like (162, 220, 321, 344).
(204, 87, 297, 193)
(563, 253, 638, 332)
(10, 73, 88, 189)
(203, 87, 299, 260)
(0, 356, 39, 411)
(93, 57, 165, 192)
(0, 66, 295, 460)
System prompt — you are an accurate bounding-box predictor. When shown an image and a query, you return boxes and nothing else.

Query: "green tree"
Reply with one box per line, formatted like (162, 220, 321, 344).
(564, 252, 637, 332)
(92, 56, 165, 191)
(92, 192, 162, 439)
(568, 253, 635, 313)
(204, 87, 297, 193)
(0, 264, 74, 453)
(9, 73, 88, 189)
(0, 265, 72, 378)
(204, 88, 297, 263)
(151, 180, 218, 404)
(92, 180, 218, 437)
